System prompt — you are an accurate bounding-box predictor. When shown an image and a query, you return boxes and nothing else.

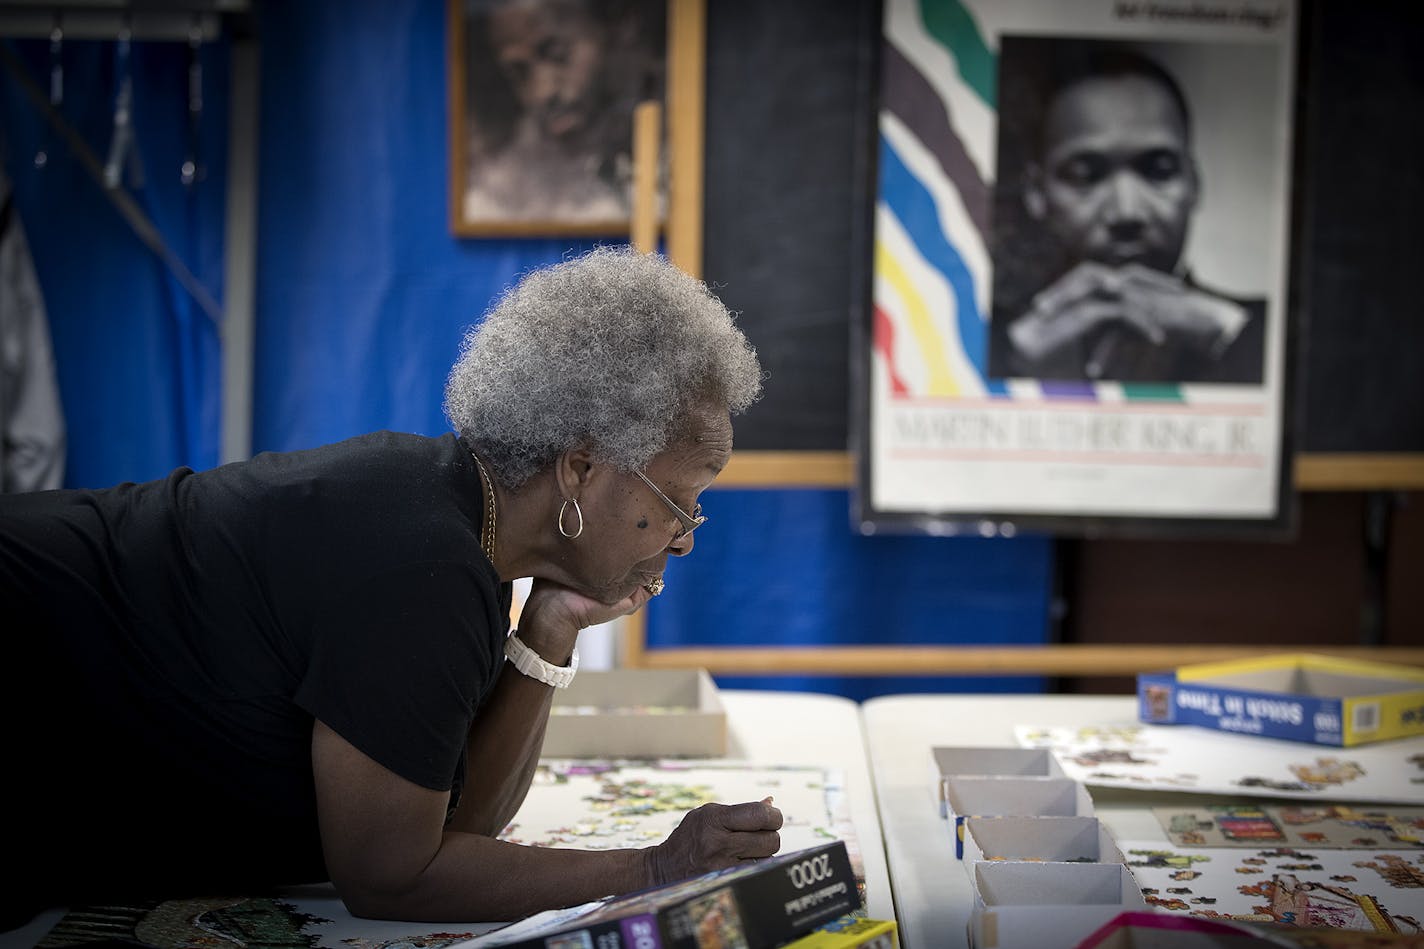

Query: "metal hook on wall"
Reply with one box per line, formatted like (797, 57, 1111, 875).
(102, 16, 134, 189)
(33, 12, 62, 169)
(182, 14, 202, 187)
(0, 14, 228, 329)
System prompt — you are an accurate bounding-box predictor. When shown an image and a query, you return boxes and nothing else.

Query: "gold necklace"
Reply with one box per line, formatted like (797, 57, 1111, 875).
(471, 451, 497, 564)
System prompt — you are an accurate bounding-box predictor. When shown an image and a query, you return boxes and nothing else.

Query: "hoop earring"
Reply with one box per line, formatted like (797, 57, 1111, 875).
(558, 498, 584, 539)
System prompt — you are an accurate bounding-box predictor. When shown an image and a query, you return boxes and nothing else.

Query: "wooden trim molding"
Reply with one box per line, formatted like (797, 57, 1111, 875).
(718, 451, 855, 487)
(627, 453, 1424, 677)
(621, 610, 648, 668)
(665, 0, 705, 277)
(715, 452, 1424, 491)
(625, 644, 1424, 678)
(1295, 454, 1424, 491)
(630, 101, 662, 254)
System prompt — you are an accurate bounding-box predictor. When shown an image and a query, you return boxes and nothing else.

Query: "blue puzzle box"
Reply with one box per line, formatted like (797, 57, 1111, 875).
(1137, 653, 1424, 747)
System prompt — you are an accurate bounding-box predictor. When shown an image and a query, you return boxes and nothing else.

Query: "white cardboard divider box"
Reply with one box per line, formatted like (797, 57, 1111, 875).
(943, 776, 1096, 858)
(541, 668, 727, 758)
(960, 815, 1126, 868)
(929, 746, 1067, 817)
(970, 861, 1147, 949)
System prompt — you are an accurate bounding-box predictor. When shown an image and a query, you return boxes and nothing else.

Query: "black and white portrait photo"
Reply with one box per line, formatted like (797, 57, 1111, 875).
(988, 36, 1284, 385)
(449, 0, 667, 235)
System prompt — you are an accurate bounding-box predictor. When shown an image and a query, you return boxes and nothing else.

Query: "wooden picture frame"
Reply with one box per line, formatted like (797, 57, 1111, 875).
(447, 0, 671, 237)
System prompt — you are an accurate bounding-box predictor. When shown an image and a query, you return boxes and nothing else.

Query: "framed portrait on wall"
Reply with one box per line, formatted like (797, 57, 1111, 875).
(447, 0, 669, 237)
(857, 0, 1300, 537)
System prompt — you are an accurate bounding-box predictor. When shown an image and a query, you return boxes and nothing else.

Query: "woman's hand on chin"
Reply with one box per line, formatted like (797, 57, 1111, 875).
(520, 577, 653, 642)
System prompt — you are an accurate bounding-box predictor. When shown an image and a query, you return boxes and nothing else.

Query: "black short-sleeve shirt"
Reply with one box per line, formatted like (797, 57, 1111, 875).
(0, 431, 509, 901)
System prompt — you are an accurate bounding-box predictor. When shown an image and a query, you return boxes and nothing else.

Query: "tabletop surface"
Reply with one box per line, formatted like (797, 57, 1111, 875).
(26, 690, 1413, 949)
(1, 688, 891, 948)
(863, 693, 1179, 949)
(861, 692, 1424, 949)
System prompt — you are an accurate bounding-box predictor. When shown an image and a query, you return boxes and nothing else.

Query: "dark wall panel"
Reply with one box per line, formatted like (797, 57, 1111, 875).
(702, 0, 878, 452)
(703, 0, 1423, 456)
(1297, 3, 1424, 452)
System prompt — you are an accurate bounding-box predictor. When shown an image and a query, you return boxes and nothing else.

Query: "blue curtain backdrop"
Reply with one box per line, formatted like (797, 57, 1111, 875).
(0, 35, 227, 487)
(0, 0, 1053, 699)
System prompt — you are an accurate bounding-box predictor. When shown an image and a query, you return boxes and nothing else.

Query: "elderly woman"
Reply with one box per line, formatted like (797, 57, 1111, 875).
(0, 248, 772, 927)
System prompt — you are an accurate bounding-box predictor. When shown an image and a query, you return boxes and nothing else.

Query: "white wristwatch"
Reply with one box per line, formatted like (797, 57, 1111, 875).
(504, 632, 579, 688)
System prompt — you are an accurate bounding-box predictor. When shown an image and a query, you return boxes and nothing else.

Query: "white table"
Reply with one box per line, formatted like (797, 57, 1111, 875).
(721, 690, 895, 921)
(2, 689, 891, 947)
(862, 694, 1189, 949)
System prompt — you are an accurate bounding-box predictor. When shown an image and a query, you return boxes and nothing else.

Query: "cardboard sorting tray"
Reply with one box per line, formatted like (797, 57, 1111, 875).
(541, 667, 727, 758)
(943, 776, 1096, 858)
(1138, 652, 1424, 747)
(960, 815, 1125, 867)
(1074, 911, 1275, 949)
(929, 746, 1066, 817)
(970, 861, 1145, 949)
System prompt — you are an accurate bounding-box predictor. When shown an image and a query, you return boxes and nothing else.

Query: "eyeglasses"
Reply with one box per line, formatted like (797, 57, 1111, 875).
(633, 470, 707, 540)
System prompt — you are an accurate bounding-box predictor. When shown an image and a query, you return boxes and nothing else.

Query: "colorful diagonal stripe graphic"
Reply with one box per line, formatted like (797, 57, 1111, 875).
(874, 0, 1183, 403)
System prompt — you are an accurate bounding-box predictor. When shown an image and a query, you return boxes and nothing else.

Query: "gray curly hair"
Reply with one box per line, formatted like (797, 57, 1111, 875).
(444, 247, 763, 488)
